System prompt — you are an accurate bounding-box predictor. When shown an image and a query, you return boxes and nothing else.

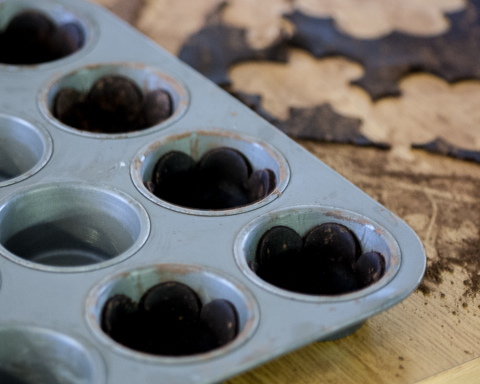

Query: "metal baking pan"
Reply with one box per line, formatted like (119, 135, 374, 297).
(0, 0, 426, 383)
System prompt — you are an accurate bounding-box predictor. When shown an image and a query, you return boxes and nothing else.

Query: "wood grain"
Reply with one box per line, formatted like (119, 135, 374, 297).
(418, 357, 480, 384)
(92, 0, 480, 382)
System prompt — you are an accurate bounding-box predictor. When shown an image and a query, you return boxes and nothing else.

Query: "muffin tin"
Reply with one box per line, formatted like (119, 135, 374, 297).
(0, 0, 426, 383)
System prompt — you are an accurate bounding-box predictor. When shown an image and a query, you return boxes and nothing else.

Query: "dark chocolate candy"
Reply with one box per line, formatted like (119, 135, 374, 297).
(198, 147, 251, 185)
(138, 282, 202, 355)
(356, 251, 385, 288)
(53, 73, 173, 133)
(47, 22, 84, 59)
(193, 180, 250, 210)
(1, 11, 84, 65)
(88, 75, 143, 125)
(101, 294, 143, 348)
(0, 10, 84, 65)
(139, 281, 201, 325)
(152, 151, 196, 206)
(188, 321, 220, 354)
(256, 226, 303, 291)
(153, 151, 196, 182)
(200, 299, 238, 347)
(196, 147, 251, 208)
(303, 223, 359, 270)
(141, 89, 172, 127)
(257, 226, 302, 268)
(247, 169, 277, 202)
(53, 88, 84, 121)
(53, 88, 91, 131)
(100, 282, 241, 356)
(253, 223, 386, 295)
(323, 264, 359, 295)
(2, 10, 55, 64)
(150, 147, 276, 210)
(101, 294, 136, 334)
(151, 297, 239, 356)
(145, 320, 195, 356)
(294, 263, 358, 295)
(4, 11, 54, 42)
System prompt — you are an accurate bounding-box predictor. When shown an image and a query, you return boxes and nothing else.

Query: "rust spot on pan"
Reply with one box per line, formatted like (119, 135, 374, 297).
(325, 210, 371, 226)
(154, 263, 203, 276)
(375, 227, 384, 235)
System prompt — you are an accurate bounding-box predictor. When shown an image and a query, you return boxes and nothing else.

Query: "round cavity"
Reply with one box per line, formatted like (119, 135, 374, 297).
(0, 183, 150, 272)
(234, 205, 401, 302)
(0, 325, 106, 384)
(0, 0, 95, 68)
(39, 63, 189, 138)
(86, 263, 259, 363)
(0, 113, 52, 187)
(131, 129, 290, 216)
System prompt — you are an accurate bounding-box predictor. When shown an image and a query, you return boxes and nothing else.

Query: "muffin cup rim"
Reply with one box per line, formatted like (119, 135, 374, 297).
(0, 112, 53, 188)
(84, 262, 261, 364)
(37, 61, 190, 139)
(233, 204, 402, 303)
(130, 128, 291, 217)
(0, 0, 99, 71)
(0, 181, 151, 273)
(0, 322, 107, 384)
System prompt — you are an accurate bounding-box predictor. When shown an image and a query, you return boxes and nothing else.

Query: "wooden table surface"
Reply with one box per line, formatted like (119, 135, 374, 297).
(92, 0, 480, 382)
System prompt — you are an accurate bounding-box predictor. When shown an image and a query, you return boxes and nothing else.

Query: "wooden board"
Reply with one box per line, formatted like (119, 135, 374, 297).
(91, 0, 480, 382)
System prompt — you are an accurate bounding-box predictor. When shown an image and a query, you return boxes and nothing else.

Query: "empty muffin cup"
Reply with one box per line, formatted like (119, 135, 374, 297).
(0, 113, 52, 187)
(234, 205, 401, 302)
(86, 263, 259, 362)
(0, 325, 106, 384)
(0, 182, 150, 272)
(131, 130, 290, 216)
(0, 0, 94, 67)
(39, 63, 189, 138)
